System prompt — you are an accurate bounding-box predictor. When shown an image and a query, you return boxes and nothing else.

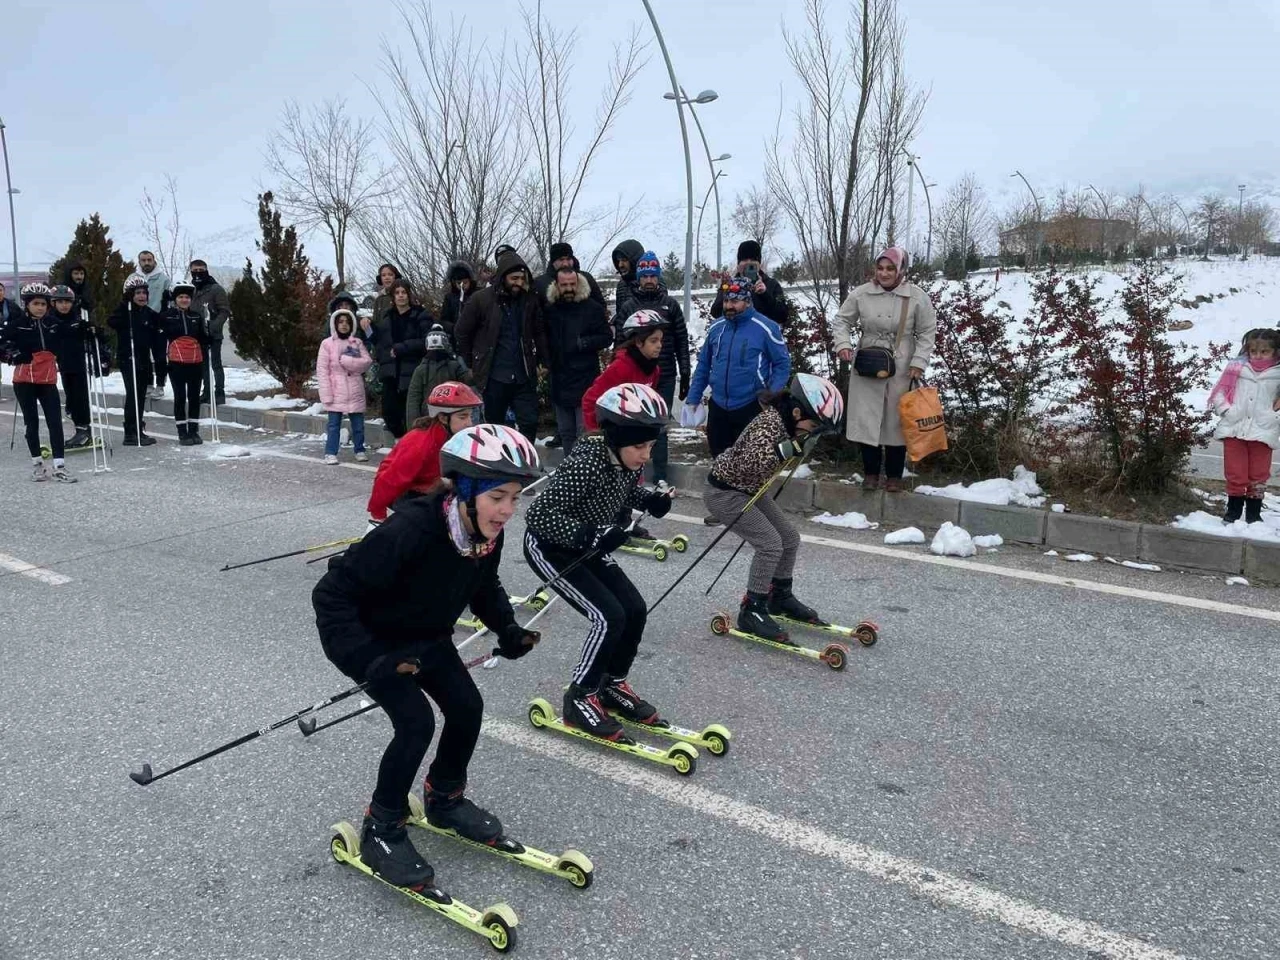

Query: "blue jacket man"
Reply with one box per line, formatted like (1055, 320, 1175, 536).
(687, 275, 790, 456)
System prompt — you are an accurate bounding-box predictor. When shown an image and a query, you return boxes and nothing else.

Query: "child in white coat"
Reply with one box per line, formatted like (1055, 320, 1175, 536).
(1208, 328, 1280, 523)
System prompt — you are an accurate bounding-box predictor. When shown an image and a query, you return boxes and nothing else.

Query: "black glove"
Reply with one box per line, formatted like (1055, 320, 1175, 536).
(495, 623, 540, 660)
(643, 489, 672, 518)
(365, 651, 420, 683)
(587, 524, 631, 555)
(678, 381, 689, 401)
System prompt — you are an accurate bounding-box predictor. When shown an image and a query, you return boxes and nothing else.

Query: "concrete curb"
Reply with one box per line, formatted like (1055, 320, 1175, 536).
(94, 389, 1267, 577)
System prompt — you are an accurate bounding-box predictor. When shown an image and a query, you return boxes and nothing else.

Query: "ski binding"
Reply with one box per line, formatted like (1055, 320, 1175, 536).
(773, 615, 879, 647)
(709, 613, 849, 671)
(606, 713, 732, 756)
(526, 697, 698, 775)
(619, 533, 689, 562)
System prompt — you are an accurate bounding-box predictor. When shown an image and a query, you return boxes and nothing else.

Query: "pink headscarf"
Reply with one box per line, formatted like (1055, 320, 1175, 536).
(1208, 355, 1279, 410)
(875, 246, 907, 289)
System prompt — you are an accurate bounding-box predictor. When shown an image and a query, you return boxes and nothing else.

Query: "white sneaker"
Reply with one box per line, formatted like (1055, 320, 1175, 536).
(656, 480, 673, 495)
(324, 454, 339, 465)
(354, 451, 369, 462)
(32, 462, 50, 482)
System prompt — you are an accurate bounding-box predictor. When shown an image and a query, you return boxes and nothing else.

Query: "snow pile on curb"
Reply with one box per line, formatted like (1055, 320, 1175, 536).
(1104, 557, 1162, 572)
(1171, 510, 1280, 541)
(884, 527, 925, 544)
(812, 511, 878, 530)
(780, 463, 813, 479)
(930, 522, 975, 557)
(1063, 553, 1096, 562)
(972, 534, 1004, 548)
(208, 445, 252, 459)
(915, 465, 1045, 508)
(223, 394, 306, 411)
(1226, 576, 1250, 586)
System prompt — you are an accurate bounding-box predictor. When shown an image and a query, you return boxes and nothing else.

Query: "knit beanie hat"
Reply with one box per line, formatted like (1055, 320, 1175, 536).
(549, 242, 574, 263)
(636, 251, 662, 278)
(736, 239, 762, 263)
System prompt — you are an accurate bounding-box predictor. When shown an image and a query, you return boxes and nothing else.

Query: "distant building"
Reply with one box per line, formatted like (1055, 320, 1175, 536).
(1000, 216, 1134, 257)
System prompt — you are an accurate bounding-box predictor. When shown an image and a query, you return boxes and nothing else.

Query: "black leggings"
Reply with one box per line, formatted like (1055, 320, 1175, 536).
(13, 383, 64, 459)
(170, 362, 203, 426)
(149, 335, 168, 388)
(523, 531, 647, 687)
(859, 442, 907, 479)
(61, 352, 90, 428)
(364, 641, 484, 815)
(381, 379, 409, 438)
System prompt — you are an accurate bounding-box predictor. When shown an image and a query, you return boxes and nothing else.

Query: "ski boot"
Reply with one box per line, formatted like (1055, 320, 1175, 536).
(31, 462, 49, 482)
(562, 682, 626, 741)
(178, 424, 196, 447)
(52, 465, 78, 484)
(738, 591, 794, 644)
(1224, 496, 1245, 523)
(767, 577, 822, 624)
(65, 428, 93, 450)
(189, 426, 203, 445)
(1245, 497, 1264, 524)
(360, 803, 435, 887)
(599, 677, 662, 725)
(424, 781, 503, 844)
(123, 433, 157, 447)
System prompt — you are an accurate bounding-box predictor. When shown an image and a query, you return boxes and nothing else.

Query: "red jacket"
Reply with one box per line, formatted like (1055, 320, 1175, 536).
(367, 421, 449, 520)
(581, 346, 660, 431)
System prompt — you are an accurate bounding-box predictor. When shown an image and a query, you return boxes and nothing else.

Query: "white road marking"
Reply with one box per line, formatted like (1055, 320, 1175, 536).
(0, 551, 72, 586)
(483, 718, 1188, 960)
(664, 512, 1280, 623)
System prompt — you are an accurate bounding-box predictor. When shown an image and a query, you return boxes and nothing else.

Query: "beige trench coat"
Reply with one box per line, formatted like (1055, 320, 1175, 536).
(831, 281, 937, 447)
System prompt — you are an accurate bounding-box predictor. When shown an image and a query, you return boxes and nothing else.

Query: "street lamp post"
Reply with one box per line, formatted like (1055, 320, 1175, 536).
(642, 0, 695, 324)
(0, 118, 19, 297)
(1169, 198, 1193, 257)
(1086, 184, 1111, 259)
(1238, 184, 1247, 260)
(1011, 170, 1044, 265)
(694, 170, 726, 271)
(664, 89, 729, 271)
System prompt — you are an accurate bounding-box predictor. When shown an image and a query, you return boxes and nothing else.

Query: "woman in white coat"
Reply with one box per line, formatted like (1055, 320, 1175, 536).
(831, 247, 936, 491)
(1208, 327, 1280, 523)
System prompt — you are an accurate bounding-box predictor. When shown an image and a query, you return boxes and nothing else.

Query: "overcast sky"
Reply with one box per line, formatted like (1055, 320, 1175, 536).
(3, 0, 1277, 278)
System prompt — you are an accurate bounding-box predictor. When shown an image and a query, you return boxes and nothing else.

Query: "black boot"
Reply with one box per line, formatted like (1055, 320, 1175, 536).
(189, 424, 203, 444)
(424, 781, 503, 843)
(360, 803, 434, 887)
(599, 676, 662, 725)
(178, 424, 195, 446)
(1245, 497, 1263, 524)
(562, 682, 625, 740)
(65, 428, 93, 450)
(738, 591, 792, 644)
(767, 577, 822, 624)
(138, 433, 157, 446)
(1224, 496, 1245, 523)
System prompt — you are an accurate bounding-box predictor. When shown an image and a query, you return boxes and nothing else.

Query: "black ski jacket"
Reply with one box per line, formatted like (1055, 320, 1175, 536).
(107, 299, 160, 361)
(619, 281, 691, 388)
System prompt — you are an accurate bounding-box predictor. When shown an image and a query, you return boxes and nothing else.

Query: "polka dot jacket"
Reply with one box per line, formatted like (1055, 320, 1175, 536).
(524, 434, 651, 550)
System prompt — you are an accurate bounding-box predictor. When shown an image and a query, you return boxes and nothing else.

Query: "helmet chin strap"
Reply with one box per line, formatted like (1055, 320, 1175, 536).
(465, 497, 488, 543)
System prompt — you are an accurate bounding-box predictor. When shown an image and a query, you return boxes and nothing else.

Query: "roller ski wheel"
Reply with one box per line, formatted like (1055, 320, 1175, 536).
(512, 589, 551, 612)
(406, 794, 595, 890)
(527, 697, 698, 776)
(671, 534, 689, 553)
(709, 613, 851, 674)
(39, 445, 52, 460)
(328, 821, 518, 952)
(619, 539, 667, 562)
(774, 615, 880, 647)
(606, 712, 733, 757)
(456, 615, 484, 631)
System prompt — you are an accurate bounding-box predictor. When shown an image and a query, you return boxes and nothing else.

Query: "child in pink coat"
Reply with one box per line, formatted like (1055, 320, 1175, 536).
(317, 308, 373, 463)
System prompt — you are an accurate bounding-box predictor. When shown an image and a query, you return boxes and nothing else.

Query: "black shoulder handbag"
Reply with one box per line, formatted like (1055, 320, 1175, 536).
(853, 294, 911, 379)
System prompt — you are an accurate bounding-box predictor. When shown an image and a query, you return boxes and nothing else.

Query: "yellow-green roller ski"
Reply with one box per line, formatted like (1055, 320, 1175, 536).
(618, 533, 689, 563)
(526, 697, 698, 776)
(709, 612, 849, 672)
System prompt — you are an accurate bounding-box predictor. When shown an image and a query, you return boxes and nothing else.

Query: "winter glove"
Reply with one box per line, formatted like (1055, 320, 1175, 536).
(678, 381, 689, 402)
(583, 524, 631, 555)
(643, 488, 673, 519)
(495, 623, 541, 660)
(365, 651, 420, 683)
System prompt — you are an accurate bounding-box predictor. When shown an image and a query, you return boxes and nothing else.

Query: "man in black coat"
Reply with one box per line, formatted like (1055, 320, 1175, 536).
(372, 278, 430, 438)
(620, 251, 691, 489)
(190, 259, 231, 405)
(439, 261, 476, 339)
(456, 249, 550, 442)
(535, 242, 604, 308)
(710, 239, 792, 329)
(610, 238, 645, 336)
(64, 261, 95, 320)
(543, 265, 613, 452)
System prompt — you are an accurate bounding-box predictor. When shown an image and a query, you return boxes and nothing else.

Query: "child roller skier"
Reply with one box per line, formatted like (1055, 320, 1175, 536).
(523, 382, 675, 740)
(405, 324, 471, 422)
(0, 283, 77, 482)
(107, 275, 160, 446)
(581, 309, 668, 541)
(366, 381, 482, 525)
(703, 373, 845, 642)
(160, 280, 213, 445)
(313, 422, 544, 887)
(47, 285, 95, 450)
(1208, 327, 1280, 523)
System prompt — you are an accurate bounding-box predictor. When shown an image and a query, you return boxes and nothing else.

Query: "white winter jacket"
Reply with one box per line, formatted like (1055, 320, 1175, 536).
(1212, 362, 1280, 448)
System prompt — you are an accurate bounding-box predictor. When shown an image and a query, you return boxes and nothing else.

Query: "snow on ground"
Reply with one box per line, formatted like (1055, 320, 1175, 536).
(223, 394, 306, 411)
(781, 463, 813, 480)
(1051, 503, 1067, 513)
(883, 526, 925, 544)
(972, 534, 1004, 548)
(1171, 510, 1280, 541)
(915, 466, 1045, 508)
(207, 444, 252, 459)
(1105, 557, 1162, 572)
(1063, 553, 1097, 562)
(811, 511, 878, 530)
(1226, 576, 1250, 586)
(930, 522, 975, 557)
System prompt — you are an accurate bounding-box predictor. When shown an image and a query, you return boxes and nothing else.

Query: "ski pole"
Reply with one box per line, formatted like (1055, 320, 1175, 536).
(299, 598, 560, 737)
(92, 336, 113, 457)
(128, 680, 369, 785)
(304, 548, 348, 566)
(7, 396, 16, 450)
(702, 445, 818, 596)
(203, 304, 221, 444)
(646, 460, 796, 617)
(220, 536, 362, 572)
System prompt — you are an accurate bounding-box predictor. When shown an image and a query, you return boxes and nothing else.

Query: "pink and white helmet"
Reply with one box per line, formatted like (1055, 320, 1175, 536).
(790, 373, 844, 431)
(595, 382, 669, 428)
(620, 309, 669, 337)
(440, 423, 542, 483)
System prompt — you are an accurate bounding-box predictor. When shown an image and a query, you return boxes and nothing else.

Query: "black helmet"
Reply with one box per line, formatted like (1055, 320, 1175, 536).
(328, 290, 358, 313)
(48, 284, 75, 302)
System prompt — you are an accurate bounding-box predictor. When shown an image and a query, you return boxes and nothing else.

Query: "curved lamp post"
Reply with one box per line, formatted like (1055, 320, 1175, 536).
(664, 89, 729, 270)
(1011, 170, 1044, 264)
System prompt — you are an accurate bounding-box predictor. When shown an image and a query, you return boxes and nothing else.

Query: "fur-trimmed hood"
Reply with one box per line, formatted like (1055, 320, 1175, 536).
(546, 272, 593, 304)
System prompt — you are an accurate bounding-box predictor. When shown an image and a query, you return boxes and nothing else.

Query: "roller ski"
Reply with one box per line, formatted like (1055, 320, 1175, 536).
(598, 677, 731, 757)
(406, 792, 594, 889)
(329, 814, 518, 953)
(527, 690, 698, 776)
(767, 577, 879, 647)
(456, 590, 552, 630)
(619, 532, 689, 563)
(710, 596, 849, 672)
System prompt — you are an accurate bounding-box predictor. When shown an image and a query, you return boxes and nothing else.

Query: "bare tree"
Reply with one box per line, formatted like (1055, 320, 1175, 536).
(139, 174, 194, 280)
(264, 98, 391, 288)
(1239, 200, 1277, 257)
(765, 0, 925, 318)
(936, 173, 992, 261)
(514, 1, 647, 271)
(1195, 194, 1227, 259)
(359, 4, 529, 294)
(729, 186, 784, 254)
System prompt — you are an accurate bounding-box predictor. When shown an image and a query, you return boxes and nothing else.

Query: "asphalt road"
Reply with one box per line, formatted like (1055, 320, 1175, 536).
(1, 418, 1276, 960)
